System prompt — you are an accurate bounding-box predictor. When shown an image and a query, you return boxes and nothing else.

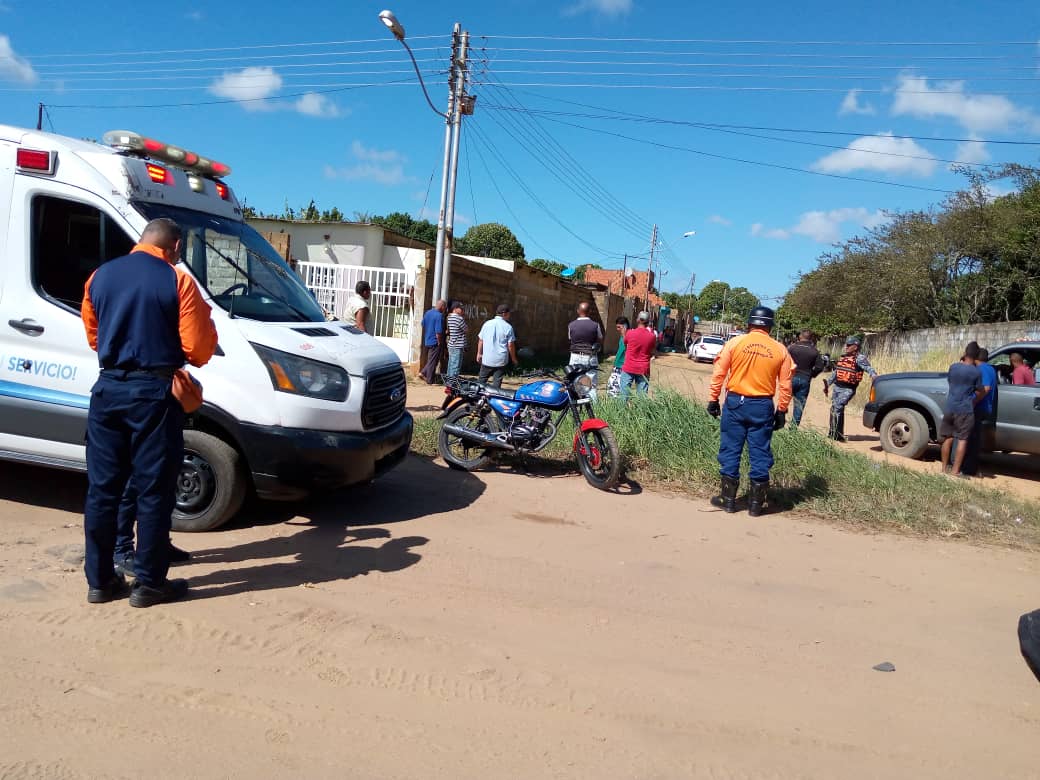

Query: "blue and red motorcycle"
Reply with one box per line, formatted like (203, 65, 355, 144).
(437, 366, 621, 490)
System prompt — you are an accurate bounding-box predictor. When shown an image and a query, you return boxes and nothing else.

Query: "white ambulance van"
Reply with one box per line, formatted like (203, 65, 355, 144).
(0, 126, 412, 530)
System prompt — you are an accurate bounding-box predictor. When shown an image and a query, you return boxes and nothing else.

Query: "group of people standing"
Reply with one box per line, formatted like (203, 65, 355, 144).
(420, 300, 517, 388)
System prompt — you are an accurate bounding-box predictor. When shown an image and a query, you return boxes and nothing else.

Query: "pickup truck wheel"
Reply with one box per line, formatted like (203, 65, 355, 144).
(879, 408, 930, 460)
(172, 430, 248, 532)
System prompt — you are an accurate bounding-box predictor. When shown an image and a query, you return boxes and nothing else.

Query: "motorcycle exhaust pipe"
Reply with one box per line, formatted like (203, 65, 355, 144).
(441, 423, 515, 451)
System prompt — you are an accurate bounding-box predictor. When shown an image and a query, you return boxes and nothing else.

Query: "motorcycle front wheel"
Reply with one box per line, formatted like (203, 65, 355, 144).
(438, 405, 498, 471)
(575, 426, 621, 490)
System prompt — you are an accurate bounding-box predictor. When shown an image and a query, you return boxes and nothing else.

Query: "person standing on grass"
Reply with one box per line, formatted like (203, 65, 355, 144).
(420, 299, 446, 385)
(445, 301, 468, 380)
(940, 343, 986, 478)
(476, 304, 518, 389)
(822, 336, 877, 442)
(620, 311, 656, 398)
(706, 307, 793, 517)
(786, 330, 826, 428)
(962, 346, 997, 478)
(568, 301, 603, 402)
(607, 316, 629, 398)
(1010, 352, 1037, 386)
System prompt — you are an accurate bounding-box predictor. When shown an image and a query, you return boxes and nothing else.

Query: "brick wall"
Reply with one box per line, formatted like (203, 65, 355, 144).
(408, 251, 625, 369)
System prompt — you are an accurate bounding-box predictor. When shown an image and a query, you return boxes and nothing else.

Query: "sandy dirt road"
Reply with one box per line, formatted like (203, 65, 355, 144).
(1, 449, 1038, 779)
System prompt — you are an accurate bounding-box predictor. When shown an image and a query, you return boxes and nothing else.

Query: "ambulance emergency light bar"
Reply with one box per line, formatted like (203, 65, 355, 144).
(102, 130, 232, 179)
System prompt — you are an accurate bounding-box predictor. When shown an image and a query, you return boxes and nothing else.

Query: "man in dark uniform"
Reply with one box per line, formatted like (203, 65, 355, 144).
(81, 218, 217, 607)
(568, 301, 604, 401)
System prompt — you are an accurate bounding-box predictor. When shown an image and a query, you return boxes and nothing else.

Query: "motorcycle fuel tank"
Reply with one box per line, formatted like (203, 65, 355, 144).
(514, 380, 569, 409)
(488, 397, 523, 418)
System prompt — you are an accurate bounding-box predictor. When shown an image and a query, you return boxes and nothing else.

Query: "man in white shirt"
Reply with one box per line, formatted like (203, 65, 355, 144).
(476, 304, 518, 388)
(345, 281, 371, 333)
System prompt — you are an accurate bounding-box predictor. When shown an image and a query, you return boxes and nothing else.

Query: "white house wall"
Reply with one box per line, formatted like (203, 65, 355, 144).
(382, 245, 425, 276)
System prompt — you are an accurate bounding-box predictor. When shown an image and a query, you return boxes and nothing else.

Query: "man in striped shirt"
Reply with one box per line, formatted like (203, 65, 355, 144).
(446, 301, 468, 380)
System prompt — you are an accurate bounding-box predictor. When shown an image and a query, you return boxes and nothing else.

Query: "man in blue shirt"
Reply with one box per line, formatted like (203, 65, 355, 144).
(420, 299, 446, 385)
(962, 346, 998, 477)
(940, 343, 985, 478)
(476, 304, 518, 388)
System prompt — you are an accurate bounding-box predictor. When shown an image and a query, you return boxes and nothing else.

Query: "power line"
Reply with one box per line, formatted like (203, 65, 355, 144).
(30, 57, 442, 76)
(499, 89, 1040, 146)
(479, 101, 997, 167)
(448, 81, 1040, 95)
(5, 79, 429, 95)
(15, 36, 449, 59)
(475, 76, 654, 242)
(527, 113, 954, 193)
(22, 47, 445, 69)
(470, 57, 1040, 73)
(45, 78, 417, 110)
(473, 69, 1040, 83)
(475, 45, 1040, 62)
(475, 35, 1040, 46)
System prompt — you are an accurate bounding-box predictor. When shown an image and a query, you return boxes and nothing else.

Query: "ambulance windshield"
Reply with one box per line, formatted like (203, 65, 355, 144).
(136, 204, 327, 323)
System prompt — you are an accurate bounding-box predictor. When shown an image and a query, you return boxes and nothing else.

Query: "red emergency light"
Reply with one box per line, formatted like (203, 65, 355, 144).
(146, 163, 174, 185)
(102, 130, 232, 178)
(214, 181, 229, 200)
(16, 148, 56, 174)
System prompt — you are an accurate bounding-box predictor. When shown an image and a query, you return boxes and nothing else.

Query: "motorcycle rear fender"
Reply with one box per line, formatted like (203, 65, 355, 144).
(572, 417, 609, 451)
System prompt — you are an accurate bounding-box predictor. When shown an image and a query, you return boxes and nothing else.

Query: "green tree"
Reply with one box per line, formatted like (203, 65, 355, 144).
(528, 258, 567, 275)
(455, 222, 525, 260)
(372, 212, 438, 245)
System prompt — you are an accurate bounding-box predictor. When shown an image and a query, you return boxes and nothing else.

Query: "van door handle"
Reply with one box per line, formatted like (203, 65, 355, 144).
(1034, 398, 1040, 411)
(8, 319, 44, 335)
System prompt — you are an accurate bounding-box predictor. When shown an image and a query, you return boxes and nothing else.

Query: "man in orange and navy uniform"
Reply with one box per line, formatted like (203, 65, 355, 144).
(81, 218, 217, 607)
(706, 306, 793, 517)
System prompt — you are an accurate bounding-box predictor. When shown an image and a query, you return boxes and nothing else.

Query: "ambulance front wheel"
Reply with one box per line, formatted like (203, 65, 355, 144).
(173, 430, 248, 532)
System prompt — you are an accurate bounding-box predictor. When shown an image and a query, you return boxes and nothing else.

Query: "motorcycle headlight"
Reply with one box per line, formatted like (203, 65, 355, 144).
(250, 343, 350, 402)
(574, 375, 594, 397)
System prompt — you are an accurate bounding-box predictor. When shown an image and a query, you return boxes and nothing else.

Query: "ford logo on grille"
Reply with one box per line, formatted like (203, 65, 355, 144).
(389, 387, 403, 402)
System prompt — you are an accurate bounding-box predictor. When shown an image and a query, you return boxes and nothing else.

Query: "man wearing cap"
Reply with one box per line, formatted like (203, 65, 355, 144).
(476, 304, 518, 388)
(620, 311, 657, 398)
(706, 306, 793, 517)
(822, 336, 878, 442)
(568, 301, 603, 401)
(445, 300, 468, 380)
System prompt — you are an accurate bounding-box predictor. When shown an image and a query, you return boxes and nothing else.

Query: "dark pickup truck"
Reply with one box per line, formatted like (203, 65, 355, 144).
(863, 341, 1040, 459)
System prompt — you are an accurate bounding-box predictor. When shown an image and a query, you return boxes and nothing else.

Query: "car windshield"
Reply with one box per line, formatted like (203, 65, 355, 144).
(135, 203, 326, 323)
(704, 337, 725, 345)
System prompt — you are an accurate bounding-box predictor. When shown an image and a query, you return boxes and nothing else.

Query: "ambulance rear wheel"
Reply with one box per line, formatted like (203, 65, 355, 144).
(173, 430, 247, 532)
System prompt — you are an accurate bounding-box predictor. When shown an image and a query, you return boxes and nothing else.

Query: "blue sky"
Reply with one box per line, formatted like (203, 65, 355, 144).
(2, 0, 1039, 303)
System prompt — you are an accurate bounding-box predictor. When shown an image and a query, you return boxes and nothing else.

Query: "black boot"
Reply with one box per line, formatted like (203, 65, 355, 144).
(829, 408, 846, 442)
(710, 475, 739, 513)
(748, 480, 769, 517)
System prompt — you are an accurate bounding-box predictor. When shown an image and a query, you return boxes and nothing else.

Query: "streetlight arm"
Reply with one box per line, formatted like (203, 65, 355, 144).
(400, 38, 448, 119)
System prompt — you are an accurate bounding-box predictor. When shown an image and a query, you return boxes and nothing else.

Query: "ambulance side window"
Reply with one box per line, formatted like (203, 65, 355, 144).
(30, 196, 135, 311)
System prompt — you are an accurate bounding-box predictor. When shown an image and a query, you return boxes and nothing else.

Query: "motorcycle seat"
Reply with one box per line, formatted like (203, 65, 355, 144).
(477, 383, 516, 400)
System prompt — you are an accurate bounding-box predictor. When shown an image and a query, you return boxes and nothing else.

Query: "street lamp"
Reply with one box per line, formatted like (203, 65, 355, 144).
(378, 10, 470, 304)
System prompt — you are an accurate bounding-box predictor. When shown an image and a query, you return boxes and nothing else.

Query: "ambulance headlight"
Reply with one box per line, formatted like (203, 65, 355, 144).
(250, 343, 349, 402)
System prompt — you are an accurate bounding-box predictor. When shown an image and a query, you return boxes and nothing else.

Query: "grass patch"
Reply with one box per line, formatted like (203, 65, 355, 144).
(411, 390, 1040, 547)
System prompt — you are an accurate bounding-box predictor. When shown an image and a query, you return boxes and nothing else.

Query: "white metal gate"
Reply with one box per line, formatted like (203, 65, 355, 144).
(295, 262, 412, 360)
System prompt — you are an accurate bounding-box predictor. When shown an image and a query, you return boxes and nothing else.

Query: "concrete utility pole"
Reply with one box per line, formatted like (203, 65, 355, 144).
(646, 223, 658, 311)
(379, 11, 474, 305)
(440, 28, 471, 303)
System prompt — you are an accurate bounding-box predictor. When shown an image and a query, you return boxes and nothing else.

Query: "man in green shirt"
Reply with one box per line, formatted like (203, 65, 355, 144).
(607, 316, 629, 398)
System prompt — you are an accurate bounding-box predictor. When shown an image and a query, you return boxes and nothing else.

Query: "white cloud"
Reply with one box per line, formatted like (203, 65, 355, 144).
(325, 141, 408, 186)
(812, 132, 937, 177)
(0, 35, 37, 84)
(209, 66, 282, 109)
(952, 137, 990, 166)
(563, 0, 633, 17)
(839, 89, 875, 116)
(707, 214, 732, 226)
(892, 74, 1040, 133)
(185, 9, 203, 20)
(982, 183, 1016, 202)
(294, 92, 341, 118)
(750, 223, 790, 240)
(752, 208, 887, 244)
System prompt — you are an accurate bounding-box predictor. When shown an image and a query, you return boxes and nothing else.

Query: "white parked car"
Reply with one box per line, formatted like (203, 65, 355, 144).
(688, 335, 726, 363)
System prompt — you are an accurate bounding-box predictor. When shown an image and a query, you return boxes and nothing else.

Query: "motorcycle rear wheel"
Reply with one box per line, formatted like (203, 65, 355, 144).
(575, 426, 621, 490)
(438, 405, 498, 471)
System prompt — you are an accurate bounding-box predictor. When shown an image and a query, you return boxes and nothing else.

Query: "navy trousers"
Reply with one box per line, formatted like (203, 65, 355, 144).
(790, 374, 811, 426)
(718, 395, 775, 483)
(84, 374, 184, 589)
